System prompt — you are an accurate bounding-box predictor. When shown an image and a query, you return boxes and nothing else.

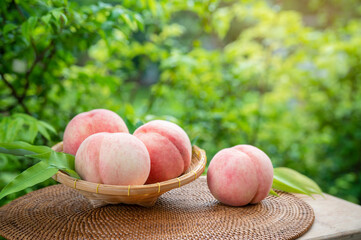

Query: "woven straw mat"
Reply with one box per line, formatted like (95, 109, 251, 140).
(0, 178, 314, 240)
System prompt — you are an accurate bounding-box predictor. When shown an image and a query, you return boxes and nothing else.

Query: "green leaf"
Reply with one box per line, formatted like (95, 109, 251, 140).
(269, 188, 279, 197)
(21, 16, 38, 42)
(0, 161, 58, 200)
(27, 121, 38, 143)
(133, 14, 144, 31)
(111, 8, 125, 19)
(27, 151, 79, 178)
(60, 13, 68, 25)
(121, 13, 137, 31)
(12, 113, 35, 121)
(147, 0, 157, 16)
(3, 23, 17, 34)
(5, 117, 24, 142)
(37, 120, 57, 141)
(58, 168, 80, 179)
(37, 124, 51, 140)
(51, 8, 67, 29)
(98, 2, 112, 9)
(0, 142, 51, 156)
(37, 121, 56, 134)
(0, 142, 80, 200)
(41, 14, 52, 25)
(134, 120, 144, 129)
(191, 136, 199, 146)
(7, 114, 56, 141)
(51, 8, 63, 21)
(272, 167, 323, 197)
(28, 16, 38, 30)
(0, 117, 9, 142)
(0, 171, 19, 184)
(124, 118, 136, 133)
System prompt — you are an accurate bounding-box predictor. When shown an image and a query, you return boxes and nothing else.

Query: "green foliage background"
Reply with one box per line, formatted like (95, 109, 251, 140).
(1, 0, 361, 209)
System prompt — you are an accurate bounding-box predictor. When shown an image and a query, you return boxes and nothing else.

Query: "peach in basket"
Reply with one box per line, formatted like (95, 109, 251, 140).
(52, 142, 206, 208)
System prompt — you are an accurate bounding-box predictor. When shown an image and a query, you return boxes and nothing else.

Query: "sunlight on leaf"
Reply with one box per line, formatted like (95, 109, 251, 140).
(28, 151, 80, 179)
(273, 167, 323, 197)
(0, 161, 58, 200)
(0, 142, 51, 156)
(0, 142, 80, 199)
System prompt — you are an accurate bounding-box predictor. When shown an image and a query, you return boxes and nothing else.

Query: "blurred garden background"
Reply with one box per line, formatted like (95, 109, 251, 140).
(0, 0, 360, 207)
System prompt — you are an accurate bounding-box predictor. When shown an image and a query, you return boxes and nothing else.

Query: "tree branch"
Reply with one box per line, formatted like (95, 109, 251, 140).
(42, 42, 56, 73)
(12, 0, 26, 20)
(30, 39, 38, 56)
(0, 72, 20, 99)
(0, 72, 30, 114)
(20, 56, 38, 101)
(0, 9, 7, 24)
(20, 39, 55, 101)
(38, 44, 57, 118)
(250, 51, 272, 145)
(0, 103, 17, 114)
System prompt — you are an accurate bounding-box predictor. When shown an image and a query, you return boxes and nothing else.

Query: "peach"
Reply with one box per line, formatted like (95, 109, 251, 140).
(133, 120, 192, 184)
(75, 132, 150, 185)
(207, 145, 273, 206)
(63, 109, 128, 155)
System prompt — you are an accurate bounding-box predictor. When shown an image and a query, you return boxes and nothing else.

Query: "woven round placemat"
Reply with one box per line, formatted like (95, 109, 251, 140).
(0, 178, 314, 240)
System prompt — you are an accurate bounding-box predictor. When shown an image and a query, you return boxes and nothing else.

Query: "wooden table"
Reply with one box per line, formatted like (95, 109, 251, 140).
(296, 193, 361, 239)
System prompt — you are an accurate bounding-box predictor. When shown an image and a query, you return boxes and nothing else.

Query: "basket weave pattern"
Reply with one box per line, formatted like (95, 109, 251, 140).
(0, 178, 314, 240)
(51, 142, 207, 207)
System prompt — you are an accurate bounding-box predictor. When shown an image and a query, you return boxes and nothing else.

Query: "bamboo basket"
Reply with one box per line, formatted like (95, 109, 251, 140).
(51, 142, 207, 207)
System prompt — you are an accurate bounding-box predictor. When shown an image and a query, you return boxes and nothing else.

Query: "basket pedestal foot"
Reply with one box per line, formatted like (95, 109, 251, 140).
(136, 197, 158, 207)
(85, 195, 159, 208)
(88, 199, 109, 208)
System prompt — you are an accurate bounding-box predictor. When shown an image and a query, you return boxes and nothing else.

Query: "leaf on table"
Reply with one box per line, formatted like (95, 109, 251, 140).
(0, 161, 58, 200)
(0, 142, 52, 156)
(269, 188, 279, 197)
(273, 167, 323, 197)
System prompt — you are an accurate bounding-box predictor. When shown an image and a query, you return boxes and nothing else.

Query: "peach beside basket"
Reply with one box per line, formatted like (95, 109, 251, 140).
(51, 142, 207, 208)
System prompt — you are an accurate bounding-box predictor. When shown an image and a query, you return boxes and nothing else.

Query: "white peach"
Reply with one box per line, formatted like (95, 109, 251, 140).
(207, 145, 273, 206)
(75, 132, 150, 185)
(63, 109, 128, 155)
(134, 120, 192, 184)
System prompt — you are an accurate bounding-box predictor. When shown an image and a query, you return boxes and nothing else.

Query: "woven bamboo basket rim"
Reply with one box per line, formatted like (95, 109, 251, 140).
(51, 142, 207, 197)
